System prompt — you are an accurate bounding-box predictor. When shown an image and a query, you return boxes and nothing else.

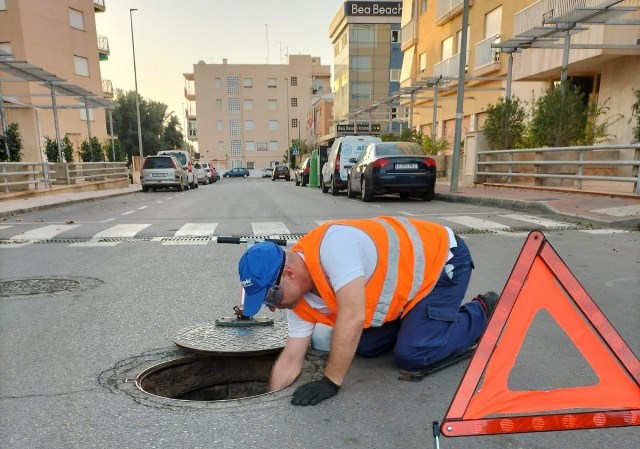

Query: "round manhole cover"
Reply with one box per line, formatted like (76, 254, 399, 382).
(172, 319, 288, 354)
(0, 276, 102, 297)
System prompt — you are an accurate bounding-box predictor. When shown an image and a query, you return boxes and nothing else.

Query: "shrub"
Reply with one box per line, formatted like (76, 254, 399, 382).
(630, 88, 640, 144)
(103, 139, 127, 162)
(579, 97, 623, 145)
(422, 137, 450, 155)
(482, 96, 528, 150)
(0, 123, 23, 162)
(80, 136, 104, 162)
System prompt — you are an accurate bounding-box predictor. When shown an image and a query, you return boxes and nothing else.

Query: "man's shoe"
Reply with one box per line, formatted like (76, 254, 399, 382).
(474, 291, 499, 318)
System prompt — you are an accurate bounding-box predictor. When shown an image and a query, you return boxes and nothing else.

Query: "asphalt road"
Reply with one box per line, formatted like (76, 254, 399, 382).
(1, 178, 638, 449)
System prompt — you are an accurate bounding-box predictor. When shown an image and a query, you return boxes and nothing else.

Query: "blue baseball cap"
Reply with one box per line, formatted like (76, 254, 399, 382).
(238, 241, 285, 316)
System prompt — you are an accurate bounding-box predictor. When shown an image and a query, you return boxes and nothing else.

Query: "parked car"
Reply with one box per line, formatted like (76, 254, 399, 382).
(295, 157, 311, 186)
(272, 165, 290, 181)
(157, 150, 198, 189)
(222, 167, 250, 178)
(262, 167, 274, 178)
(321, 135, 382, 195)
(346, 141, 436, 202)
(140, 155, 189, 192)
(200, 162, 216, 183)
(193, 162, 208, 185)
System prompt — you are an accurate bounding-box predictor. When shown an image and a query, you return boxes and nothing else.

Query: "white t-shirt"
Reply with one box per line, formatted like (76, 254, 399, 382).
(287, 224, 456, 338)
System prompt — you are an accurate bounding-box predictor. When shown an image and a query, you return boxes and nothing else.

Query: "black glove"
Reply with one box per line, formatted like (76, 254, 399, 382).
(291, 376, 340, 406)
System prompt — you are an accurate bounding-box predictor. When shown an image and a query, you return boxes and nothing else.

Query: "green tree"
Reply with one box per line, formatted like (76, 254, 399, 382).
(579, 97, 623, 145)
(61, 136, 74, 162)
(103, 139, 127, 162)
(529, 81, 587, 147)
(80, 136, 104, 162)
(163, 115, 184, 150)
(482, 96, 528, 150)
(44, 137, 60, 162)
(630, 88, 640, 143)
(0, 123, 23, 162)
(422, 137, 450, 155)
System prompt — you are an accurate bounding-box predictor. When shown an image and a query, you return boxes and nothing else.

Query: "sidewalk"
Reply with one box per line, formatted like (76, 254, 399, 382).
(0, 182, 638, 229)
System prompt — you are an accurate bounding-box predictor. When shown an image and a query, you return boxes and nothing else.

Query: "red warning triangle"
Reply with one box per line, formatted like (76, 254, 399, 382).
(441, 231, 640, 436)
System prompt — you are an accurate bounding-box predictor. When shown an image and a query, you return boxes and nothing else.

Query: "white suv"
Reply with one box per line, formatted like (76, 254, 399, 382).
(157, 150, 198, 189)
(321, 135, 381, 195)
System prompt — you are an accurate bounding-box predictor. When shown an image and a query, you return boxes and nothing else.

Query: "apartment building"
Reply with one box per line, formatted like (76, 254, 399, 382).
(0, 0, 111, 162)
(328, 1, 405, 137)
(399, 0, 639, 149)
(184, 55, 330, 171)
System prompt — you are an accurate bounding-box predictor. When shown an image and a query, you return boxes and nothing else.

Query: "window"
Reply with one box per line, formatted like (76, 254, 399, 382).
(188, 119, 197, 137)
(0, 0, 6, 10)
(228, 98, 240, 114)
(291, 98, 297, 108)
(80, 108, 94, 121)
(247, 161, 255, 170)
(484, 6, 502, 39)
(230, 140, 242, 156)
(215, 78, 221, 88)
(216, 99, 222, 109)
(441, 36, 453, 60)
(351, 55, 372, 72)
(243, 78, 253, 88)
(290, 77, 297, 86)
(217, 120, 223, 130)
(419, 52, 427, 73)
(244, 120, 254, 131)
(269, 141, 279, 151)
(257, 142, 268, 151)
(268, 99, 277, 110)
(268, 120, 278, 130)
(218, 141, 224, 150)
(267, 78, 277, 88)
(292, 118, 298, 128)
(69, 8, 85, 30)
(0, 42, 12, 57)
(246, 141, 256, 151)
(227, 76, 239, 94)
(229, 120, 241, 136)
(350, 25, 375, 45)
(391, 30, 401, 43)
(351, 82, 372, 100)
(456, 26, 470, 53)
(244, 99, 253, 110)
(73, 56, 89, 76)
(390, 69, 401, 82)
(420, 0, 428, 15)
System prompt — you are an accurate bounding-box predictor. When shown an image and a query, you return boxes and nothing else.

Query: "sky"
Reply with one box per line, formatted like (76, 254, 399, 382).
(95, 0, 341, 132)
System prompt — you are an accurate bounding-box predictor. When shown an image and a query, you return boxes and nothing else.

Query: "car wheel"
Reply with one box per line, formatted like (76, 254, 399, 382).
(176, 183, 183, 192)
(362, 179, 373, 202)
(302, 176, 308, 187)
(347, 179, 356, 198)
(422, 187, 435, 202)
(330, 177, 339, 196)
(142, 186, 149, 192)
(320, 175, 329, 193)
(195, 181, 199, 188)
(295, 177, 300, 186)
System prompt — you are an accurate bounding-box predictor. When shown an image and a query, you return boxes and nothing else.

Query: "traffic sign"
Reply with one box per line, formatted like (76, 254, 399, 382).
(441, 231, 640, 436)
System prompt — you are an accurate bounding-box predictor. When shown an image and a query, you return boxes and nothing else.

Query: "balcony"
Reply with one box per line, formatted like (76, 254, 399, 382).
(401, 17, 418, 51)
(93, 0, 105, 12)
(184, 86, 195, 99)
(102, 79, 113, 98)
(474, 34, 501, 75)
(434, 51, 468, 79)
(436, 0, 472, 26)
(97, 35, 110, 61)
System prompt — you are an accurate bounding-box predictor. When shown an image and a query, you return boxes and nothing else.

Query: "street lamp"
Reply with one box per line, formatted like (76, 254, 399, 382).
(284, 77, 291, 166)
(129, 8, 144, 165)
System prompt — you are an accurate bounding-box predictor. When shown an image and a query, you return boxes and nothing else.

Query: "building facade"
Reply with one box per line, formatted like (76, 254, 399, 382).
(0, 0, 111, 162)
(183, 55, 330, 171)
(398, 0, 639, 148)
(329, 1, 404, 137)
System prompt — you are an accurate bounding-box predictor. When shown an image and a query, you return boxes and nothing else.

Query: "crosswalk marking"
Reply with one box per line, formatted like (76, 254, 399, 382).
(93, 224, 151, 238)
(441, 216, 507, 230)
(10, 224, 81, 241)
(0, 225, 12, 230)
(498, 214, 577, 228)
(251, 222, 290, 236)
(174, 223, 218, 237)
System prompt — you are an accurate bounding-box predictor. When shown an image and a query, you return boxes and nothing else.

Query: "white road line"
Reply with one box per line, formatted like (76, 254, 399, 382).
(174, 223, 218, 237)
(138, 206, 149, 210)
(251, 222, 291, 235)
(10, 224, 81, 240)
(580, 229, 629, 235)
(498, 214, 577, 228)
(92, 224, 151, 238)
(441, 216, 508, 230)
(0, 225, 12, 230)
(122, 211, 135, 215)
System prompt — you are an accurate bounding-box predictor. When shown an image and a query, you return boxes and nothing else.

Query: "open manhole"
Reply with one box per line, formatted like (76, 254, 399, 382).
(137, 353, 278, 401)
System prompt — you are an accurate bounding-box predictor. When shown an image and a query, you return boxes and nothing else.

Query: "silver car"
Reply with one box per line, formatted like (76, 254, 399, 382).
(141, 155, 189, 192)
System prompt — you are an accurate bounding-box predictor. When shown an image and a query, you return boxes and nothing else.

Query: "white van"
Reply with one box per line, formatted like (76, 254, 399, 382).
(157, 150, 198, 189)
(321, 135, 382, 195)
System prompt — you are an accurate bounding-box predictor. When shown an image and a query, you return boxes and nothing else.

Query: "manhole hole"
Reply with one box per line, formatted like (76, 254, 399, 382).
(137, 353, 278, 401)
(0, 276, 102, 297)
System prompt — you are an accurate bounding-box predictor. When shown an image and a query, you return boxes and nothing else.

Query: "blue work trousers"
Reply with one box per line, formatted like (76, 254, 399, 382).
(356, 237, 488, 371)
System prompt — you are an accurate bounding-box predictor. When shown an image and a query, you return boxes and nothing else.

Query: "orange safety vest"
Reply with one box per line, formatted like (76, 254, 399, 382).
(291, 216, 450, 328)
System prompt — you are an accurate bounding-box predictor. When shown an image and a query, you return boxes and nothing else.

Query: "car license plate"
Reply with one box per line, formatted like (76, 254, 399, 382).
(151, 173, 167, 177)
(395, 163, 418, 169)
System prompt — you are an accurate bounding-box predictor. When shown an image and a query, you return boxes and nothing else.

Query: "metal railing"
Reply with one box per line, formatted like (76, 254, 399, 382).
(434, 51, 469, 78)
(475, 144, 640, 194)
(436, 0, 465, 24)
(0, 162, 129, 194)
